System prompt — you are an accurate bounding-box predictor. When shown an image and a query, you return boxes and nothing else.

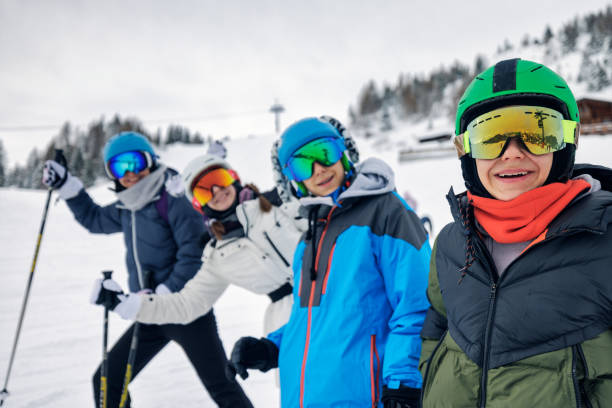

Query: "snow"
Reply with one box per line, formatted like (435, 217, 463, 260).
(1, 129, 612, 407)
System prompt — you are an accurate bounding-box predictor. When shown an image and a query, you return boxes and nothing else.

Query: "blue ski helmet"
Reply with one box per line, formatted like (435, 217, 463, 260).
(278, 117, 346, 168)
(278, 117, 354, 197)
(103, 131, 157, 180)
(103, 131, 156, 163)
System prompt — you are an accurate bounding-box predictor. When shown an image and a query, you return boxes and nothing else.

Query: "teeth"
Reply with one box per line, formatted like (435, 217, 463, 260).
(499, 172, 528, 178)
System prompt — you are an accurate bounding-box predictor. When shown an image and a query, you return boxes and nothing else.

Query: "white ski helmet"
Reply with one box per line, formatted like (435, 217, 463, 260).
(181, 154, 239, 206)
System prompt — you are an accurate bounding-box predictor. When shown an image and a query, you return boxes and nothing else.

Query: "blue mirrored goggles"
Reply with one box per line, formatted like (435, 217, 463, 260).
(282, 136, 346, 182)
(106, 151, 152, 179)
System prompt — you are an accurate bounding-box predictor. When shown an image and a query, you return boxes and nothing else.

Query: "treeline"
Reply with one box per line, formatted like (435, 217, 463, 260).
(351, 6, 612, 127)
(0, 115, 213, 189)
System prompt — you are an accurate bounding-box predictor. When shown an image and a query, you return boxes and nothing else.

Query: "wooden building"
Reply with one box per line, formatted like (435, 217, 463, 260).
(577, 98, 612, 135)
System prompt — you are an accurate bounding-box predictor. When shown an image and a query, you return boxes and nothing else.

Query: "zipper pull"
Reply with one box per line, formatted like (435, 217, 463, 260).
(490, 283, 497, 298)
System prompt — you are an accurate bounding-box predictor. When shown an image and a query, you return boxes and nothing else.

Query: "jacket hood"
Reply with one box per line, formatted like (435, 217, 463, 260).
(299, 157, 395, 208)
(572, 163, 612, 193)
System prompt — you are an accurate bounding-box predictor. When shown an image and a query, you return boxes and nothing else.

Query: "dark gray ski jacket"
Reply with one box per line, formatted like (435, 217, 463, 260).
(65, 168, 206, 293)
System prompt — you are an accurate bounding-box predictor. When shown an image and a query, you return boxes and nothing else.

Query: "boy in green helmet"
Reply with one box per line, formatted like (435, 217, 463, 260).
(419, 58, 612, 407)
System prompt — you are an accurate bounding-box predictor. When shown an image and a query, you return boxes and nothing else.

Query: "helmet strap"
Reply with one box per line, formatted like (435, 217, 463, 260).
(544, 144, 576, 185)
(460, 155, 494, 198)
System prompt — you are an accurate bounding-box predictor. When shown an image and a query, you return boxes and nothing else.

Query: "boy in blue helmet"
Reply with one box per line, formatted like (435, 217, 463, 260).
(42, 131, 253, 408)
(226, 117, 431, 407)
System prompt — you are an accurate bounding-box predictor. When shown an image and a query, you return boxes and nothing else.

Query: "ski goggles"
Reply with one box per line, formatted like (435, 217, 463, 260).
(191, 167, 236, 207)
(456, 105, 578, 160)
(282, 136, 346, 182)
(105, 151, 152, 179)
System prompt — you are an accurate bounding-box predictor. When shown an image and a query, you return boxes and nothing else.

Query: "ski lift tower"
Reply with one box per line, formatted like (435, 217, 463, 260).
(269, 100, 285, 133)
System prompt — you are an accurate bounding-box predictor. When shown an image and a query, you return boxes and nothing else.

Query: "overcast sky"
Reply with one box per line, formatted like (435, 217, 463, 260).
(1, 0, 610, 165)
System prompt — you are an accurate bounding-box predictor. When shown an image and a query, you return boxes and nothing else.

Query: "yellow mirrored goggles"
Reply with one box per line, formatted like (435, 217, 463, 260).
(455, 105, 578, 159)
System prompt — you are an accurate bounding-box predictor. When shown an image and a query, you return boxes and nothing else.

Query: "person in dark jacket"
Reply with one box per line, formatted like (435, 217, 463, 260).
(419, 59, 612, 407)
(42, 131, 253, 408)
(226, 117, 431, 408)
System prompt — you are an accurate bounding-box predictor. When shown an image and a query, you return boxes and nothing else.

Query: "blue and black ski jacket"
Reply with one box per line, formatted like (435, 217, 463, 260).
(268, 158, 431, 408)
(65, 167, 206, 293)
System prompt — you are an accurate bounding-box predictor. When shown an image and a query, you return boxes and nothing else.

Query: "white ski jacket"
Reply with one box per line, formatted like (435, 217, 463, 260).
(136, 198, 305, 335)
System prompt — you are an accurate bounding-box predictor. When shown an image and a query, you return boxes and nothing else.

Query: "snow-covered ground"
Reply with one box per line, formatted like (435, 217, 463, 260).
(1, 131, 612, 407)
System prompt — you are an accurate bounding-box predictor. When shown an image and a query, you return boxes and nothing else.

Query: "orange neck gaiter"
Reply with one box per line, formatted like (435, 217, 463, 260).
(468, 179, 591, 244)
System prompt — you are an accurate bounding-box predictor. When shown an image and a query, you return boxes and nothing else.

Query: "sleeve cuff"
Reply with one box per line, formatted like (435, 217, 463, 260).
(58, 174, 83, 200)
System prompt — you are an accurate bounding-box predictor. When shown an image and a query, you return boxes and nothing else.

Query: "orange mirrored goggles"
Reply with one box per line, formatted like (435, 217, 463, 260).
(191, 168, 236, 207)
(456, 105, 578, 159)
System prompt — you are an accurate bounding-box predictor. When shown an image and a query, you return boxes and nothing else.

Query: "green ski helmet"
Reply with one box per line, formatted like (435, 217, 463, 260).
(455, 58, 580, 197)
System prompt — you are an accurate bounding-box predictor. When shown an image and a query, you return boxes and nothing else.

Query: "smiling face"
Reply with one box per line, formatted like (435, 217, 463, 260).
(206, 184, 237, 211)
(118, 168, 151, 188)
(302, 160, 345, 197)
(475, 138, 553, 201)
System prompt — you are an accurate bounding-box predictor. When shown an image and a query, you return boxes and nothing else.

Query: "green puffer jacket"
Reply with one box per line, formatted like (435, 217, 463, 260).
(419, 165, 612, 408)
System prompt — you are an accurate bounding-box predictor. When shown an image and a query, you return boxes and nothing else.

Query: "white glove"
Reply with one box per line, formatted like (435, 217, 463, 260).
(114, 293, 143, 320)
(89, 278, 142, 320)
(43, 160, 83, 200)
(42, 160, 67, 189)
(207, 140, 227, 159)
(154, 283, 171, 295)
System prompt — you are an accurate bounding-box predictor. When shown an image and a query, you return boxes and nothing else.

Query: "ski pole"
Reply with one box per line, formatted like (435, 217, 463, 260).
(0, 149, 65, 407)
(118, 270, 151, 408)
(100, 270, 113, 408)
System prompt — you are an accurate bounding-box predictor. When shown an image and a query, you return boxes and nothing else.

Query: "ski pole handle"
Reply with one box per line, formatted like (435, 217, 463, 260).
(54, 149, 67, 168)
(102, 270, 113, 280)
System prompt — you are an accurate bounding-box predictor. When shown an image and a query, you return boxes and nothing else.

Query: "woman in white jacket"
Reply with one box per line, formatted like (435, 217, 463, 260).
(94, 154, 305, 337)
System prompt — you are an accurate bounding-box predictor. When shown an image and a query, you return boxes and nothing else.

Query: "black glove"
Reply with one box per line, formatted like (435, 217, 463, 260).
(89, 278, 125, 310)
(225, 336, 279, 380)
(381, 385, 421, 408)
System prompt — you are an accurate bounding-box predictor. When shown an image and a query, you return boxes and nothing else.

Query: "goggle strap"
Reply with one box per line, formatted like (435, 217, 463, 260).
(563, 120, 577, 144)
(463, 131, 471, 154)
(191, 196, 204, 214)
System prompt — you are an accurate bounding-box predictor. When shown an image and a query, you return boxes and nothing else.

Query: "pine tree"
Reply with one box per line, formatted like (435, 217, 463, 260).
(560, 18, 579, 53)
(0, 139, 6, 186)
(473, 55, 487, 75)
(543, 26, 554, 44)
(357, 81, 383, 116)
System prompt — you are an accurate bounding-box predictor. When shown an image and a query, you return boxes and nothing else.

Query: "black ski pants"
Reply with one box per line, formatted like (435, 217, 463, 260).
(92, 309, 253, 408)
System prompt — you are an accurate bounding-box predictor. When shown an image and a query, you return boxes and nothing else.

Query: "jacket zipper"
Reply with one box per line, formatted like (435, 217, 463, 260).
(314, 207, 336, 270)
(420, 330, 447, 407)
(131, 211, 145, 289)
(299, 280, 316, 408)
(370, 334, 380, 408)
(479, 282, 498, 408)
(471, 235, 500, 408)
(299, 206, 337, 407)
(322, 244, 336, 295)
(573, 344, 593, 408)
(263, 231, 290, 267)
(572, 345, 583, 408)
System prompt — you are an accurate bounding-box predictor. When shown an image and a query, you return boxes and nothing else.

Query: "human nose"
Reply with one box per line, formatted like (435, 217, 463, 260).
(500, 138, 526, 160)
(211, 185, 222, 196)
(312, 162, 325, 176)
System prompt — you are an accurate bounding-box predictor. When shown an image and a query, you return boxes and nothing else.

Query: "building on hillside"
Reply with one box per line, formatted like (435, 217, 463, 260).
(577, 98, 612, 135)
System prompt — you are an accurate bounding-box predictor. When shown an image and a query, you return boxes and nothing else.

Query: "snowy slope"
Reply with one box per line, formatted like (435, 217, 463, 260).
(1, 131, 612, 407)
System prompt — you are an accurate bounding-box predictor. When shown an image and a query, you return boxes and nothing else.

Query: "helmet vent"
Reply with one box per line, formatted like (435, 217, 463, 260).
(476, 76, 485, 81)
(530, 65, 544, 72)
(459, 99, 466, 105)
(554, 85, 566, 89)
